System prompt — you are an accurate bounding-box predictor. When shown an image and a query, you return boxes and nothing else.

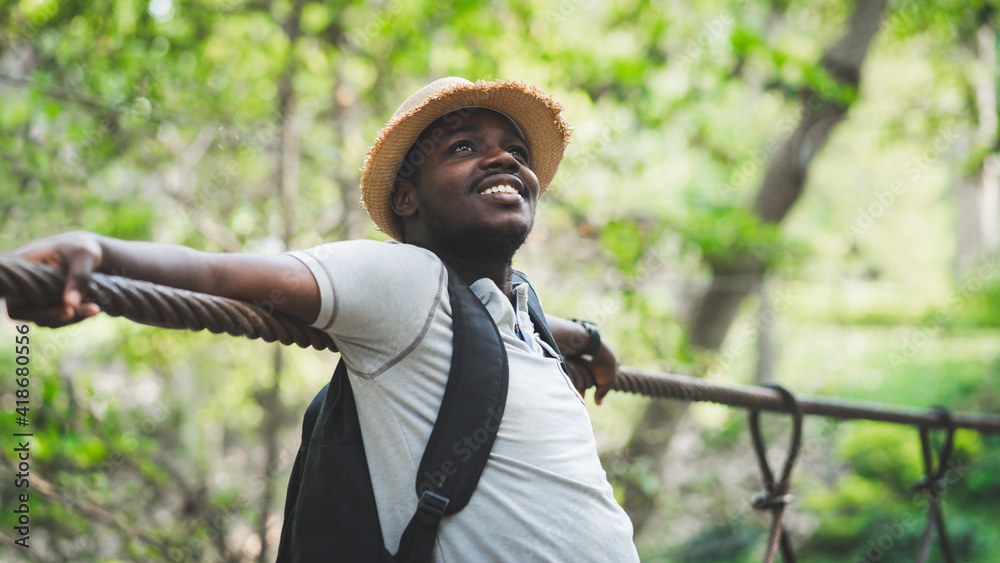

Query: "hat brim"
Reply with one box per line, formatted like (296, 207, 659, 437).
(360, 79, 572, 241)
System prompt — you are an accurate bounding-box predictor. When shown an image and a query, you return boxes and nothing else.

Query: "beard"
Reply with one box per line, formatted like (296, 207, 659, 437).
(421, 201, 533, 266)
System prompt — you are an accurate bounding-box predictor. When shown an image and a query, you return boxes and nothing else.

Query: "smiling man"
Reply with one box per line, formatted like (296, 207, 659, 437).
(6, 77, 639, 562)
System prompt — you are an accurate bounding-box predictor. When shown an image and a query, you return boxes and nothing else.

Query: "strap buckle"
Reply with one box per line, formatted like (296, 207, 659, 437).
(415, 490, 450, 525)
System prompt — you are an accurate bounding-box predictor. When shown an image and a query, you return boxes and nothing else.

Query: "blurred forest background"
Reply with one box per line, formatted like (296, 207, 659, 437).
(1, 0, 1000, 560)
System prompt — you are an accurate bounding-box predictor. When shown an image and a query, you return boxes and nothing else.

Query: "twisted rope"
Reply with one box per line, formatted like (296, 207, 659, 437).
(913, 408, 956, 563)
(565, 364, 1000, 434)
(0, 256, 337, 351)
(3, 255, 1000, 434)
(748, 384, 801, 563)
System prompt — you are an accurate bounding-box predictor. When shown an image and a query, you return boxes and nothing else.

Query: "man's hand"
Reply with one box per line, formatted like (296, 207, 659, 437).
(6, 231, 321, 329)
(6, 232, 104, 327)
(567, 339, 619, 405)
(545, 315, 619, 404)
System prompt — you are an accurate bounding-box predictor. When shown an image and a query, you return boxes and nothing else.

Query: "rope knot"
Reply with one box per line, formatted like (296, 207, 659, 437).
(912, 406, 957, 563)
(910, 476, 947, 496)
(911, 407, 956, 496)
(751, 492, 795, 511)
(747, 383, 803, 563)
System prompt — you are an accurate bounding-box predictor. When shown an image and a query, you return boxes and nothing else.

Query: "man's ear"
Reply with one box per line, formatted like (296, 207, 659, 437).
(390, 178, 418, 218)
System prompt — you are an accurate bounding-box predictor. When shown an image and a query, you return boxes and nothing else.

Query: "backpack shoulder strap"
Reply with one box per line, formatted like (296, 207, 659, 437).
(395, 263, 509, 562)
(511, 269, 568, 372)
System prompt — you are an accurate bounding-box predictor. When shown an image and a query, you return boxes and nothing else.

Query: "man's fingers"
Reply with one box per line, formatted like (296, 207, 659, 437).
(79, 303, 101, 317)
(595, 385, 608, 405)
(7, 303, 100, 328)
(8, 304, 76, 327)
(593, 360, 620, 406)
(64, 252, 99, 308)
(595, 375, 615, 404)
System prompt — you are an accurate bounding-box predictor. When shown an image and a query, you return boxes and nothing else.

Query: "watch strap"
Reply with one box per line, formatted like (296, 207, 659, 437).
(568, 319, 601, 362)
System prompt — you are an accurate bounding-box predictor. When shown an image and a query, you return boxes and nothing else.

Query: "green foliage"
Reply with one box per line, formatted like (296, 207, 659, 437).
(952, 263, 1000, 328)
(801, 63, 858, 105)
(612, 454, 662, 504)
(676, 202, 799, 270)
(648, 524, 757, 562)
(806, 473, 903, 543)
(837, 425, 923, 489)
(599, 218, 666, 277)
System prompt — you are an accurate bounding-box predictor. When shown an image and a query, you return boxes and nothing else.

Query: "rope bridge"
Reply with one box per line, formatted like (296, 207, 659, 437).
(2, 256, 998, 562)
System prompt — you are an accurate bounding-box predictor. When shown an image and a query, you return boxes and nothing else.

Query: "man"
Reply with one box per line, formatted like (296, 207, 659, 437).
(7, 77, 640, 561)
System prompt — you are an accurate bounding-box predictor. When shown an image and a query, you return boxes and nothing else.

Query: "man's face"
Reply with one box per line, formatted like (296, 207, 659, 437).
(398, 108, 540, 260)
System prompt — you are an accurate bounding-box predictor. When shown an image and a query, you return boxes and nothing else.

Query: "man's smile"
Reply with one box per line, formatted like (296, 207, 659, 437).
(479, 185, 523, 202)
(475, 174, 527, 204)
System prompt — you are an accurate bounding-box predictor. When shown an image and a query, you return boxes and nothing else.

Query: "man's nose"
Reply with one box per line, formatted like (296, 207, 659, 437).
(479, 144, 519, 171)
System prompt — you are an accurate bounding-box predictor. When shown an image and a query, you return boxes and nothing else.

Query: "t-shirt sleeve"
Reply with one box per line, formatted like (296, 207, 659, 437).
(287, 240, 446, 377)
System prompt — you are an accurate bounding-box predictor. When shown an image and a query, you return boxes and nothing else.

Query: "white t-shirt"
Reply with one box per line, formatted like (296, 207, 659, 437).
(289, 240, 638, 563)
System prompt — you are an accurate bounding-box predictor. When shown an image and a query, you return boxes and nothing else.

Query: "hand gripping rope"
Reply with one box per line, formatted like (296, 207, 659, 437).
(748, 383, 802, 563)
(0, 256, 337, 351)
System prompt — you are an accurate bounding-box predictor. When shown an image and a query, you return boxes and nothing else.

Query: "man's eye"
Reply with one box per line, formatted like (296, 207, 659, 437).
(509, 147, 529, 162)
(452, 142, 473, 152)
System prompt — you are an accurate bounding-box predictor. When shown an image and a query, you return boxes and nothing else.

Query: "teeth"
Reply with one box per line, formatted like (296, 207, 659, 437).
(481, 184, 519, 195)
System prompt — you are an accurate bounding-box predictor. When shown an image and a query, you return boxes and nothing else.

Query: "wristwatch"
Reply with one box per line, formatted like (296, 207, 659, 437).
(568, 319, 601, 362)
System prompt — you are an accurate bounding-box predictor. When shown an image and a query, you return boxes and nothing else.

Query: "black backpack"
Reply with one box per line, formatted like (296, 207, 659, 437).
(276, 266, 565, 562)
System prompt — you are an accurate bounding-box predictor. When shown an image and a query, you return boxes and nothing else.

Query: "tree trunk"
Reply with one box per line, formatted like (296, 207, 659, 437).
(257, 3, 304, 560)
(755, 282, 775, 384)
(690, 0, 890, 350)
(622, 0, 890, 539)
(955, 21, 999, 272)
(333, 60, 362, 240)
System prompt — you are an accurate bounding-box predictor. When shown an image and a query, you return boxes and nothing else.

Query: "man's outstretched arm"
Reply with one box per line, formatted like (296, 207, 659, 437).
(545, 314, 618, 405)
(5, 231, 321, 328)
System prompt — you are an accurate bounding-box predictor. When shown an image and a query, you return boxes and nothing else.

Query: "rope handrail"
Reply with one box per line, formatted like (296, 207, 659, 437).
(2, 255, 1000, 434)
(0, 256, 337, 351)
(591, 367, 1000, 433)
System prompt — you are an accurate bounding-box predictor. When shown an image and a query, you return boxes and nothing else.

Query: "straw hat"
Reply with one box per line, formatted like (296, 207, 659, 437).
(360, 77, 573, 241)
